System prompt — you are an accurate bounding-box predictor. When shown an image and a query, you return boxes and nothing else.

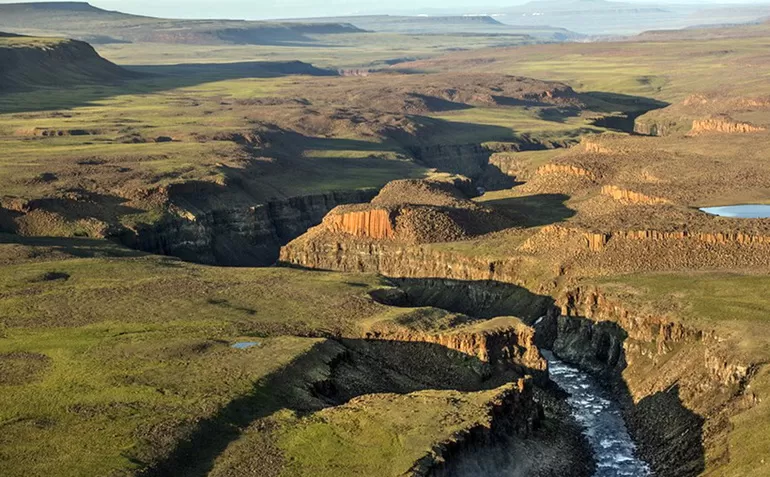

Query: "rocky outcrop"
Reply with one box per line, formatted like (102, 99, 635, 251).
(337, 68, 374, 77)
(689, 116, 765, 135)
(282, 237, 513, 282)
(517, 225, 607, 252)
(601, 185, 671, 205)
(527, 224, 770, 254)
(121, 189, 377, 266)
(282, 211, 767, 475)
(633, 119, 676, 137)
(582, 139, 618, 154)
(310, 179, 514, 245)
(407, 139, 565, 184)
(325, 208, 396, 239)
(408, 144, 496, 179)
(614, 229, 770, 245)
(283, 192, 767, 476)
(365, 316, 548, 383)
(536, 163, 597, 180)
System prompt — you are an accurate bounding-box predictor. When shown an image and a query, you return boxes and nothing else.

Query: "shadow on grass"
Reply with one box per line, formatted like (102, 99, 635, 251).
(26, 191, 145, 224)
(136, 332, 531, 477)
(0, 207, 21, 234)
(127, 61, 335, 80)
(0, 60, 335, 114)
(482, 193, 576, 227)
(582, 91, 670, 134)
(401, 117, 539, 182)
(536, 106, 583, 124)
(0, 232, 146, 259)
(582, 91, 669, 115)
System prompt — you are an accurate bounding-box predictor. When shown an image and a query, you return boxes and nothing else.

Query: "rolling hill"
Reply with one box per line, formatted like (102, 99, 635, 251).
(0, 2, 365, 45)
(493, 0, 770, 36)
(281, 14, 582, 41)
(0, 33, 134, 91)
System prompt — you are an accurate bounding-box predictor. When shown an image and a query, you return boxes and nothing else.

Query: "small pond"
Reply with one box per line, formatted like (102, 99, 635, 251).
(700, 205, 770, 218)
(231, 341, 261, 350)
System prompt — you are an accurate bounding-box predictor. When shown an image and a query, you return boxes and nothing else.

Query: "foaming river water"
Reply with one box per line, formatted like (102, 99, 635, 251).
(543, 351, 651, 477)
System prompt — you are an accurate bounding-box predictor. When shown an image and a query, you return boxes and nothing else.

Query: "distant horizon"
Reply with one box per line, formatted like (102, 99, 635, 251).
(2, 0, 770, 21)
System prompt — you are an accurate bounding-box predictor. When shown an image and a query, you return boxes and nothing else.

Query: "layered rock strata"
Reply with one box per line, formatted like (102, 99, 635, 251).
(537, 287, 760, 477)
(124, 189, 377, 266)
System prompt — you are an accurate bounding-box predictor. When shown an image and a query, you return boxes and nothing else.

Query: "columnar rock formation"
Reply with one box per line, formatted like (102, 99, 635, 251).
(689, 116, 765, 135)
(582, 139, 618, 154)
(526, 224, 770, 253)
(536, 163, 597, 180)
(315, 179, 514, 245)
(277, 169, 770, 477)
(601, 185, 671, 205)
(326, 207, 395, 239)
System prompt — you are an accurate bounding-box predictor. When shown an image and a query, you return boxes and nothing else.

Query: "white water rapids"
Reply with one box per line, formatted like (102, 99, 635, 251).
(543, 351, 651, 477)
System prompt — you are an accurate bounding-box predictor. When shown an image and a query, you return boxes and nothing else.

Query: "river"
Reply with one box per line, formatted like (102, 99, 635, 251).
(543, 351, 651, 477)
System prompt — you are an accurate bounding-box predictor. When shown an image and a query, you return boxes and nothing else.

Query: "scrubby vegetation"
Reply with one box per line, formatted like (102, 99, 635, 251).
(4, 8, 770, 477)
(0, 235, 549, 476)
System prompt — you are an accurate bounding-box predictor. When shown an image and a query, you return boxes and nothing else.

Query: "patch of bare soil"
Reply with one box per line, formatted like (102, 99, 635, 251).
(0, 352, 52, 385)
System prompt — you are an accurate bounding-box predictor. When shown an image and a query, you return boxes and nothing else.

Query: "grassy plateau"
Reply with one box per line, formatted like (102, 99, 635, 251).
(3, 7, 770, 477)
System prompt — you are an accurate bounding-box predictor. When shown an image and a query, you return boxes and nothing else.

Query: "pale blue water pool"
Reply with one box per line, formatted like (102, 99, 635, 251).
(231, 341, 261, 349)
(700, 205, 770, 218)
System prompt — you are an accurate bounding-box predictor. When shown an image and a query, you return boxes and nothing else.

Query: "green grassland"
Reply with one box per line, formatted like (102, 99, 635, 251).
(272, 386, 513, 477)
(0, 234, 517, 476)
(595, 273, 770, 356)
(97, 32, 534, 70)
(400, 31, 770, 103)
(429, 106, 603, 144)
(5, 16, 770, 477)
(0, 72, 432, 228)
(0, 36, 68, 48)
(0, 40, 633, 239)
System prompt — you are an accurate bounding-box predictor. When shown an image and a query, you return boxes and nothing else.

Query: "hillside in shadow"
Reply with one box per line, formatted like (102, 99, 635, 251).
(0, 58, 336, 113)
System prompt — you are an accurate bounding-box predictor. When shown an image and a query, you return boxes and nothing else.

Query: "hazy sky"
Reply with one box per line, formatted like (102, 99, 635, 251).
(2, 0, 769, 20)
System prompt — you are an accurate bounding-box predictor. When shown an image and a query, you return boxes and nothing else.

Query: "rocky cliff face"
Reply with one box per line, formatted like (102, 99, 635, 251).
(536, 163, 598, 180)
(407, 140, 569, 190)
(408, 144, 497, 180)
(537, 287, 760, 477)
(364, 315, 548, 384)
(122, 189, 377, 266)
(633, 118, 677, 136)
(601, 185, 671, 205)
(282, 219, 770, 280)
(281, 216, 764, 476)
(325, 207, 396, 240)
(527, 224, 770, 254)
(689, 117, 765, 135)
(411, 379, 543, 476)
(634, 95, 770, 137)
(282, 236, 517, 282)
